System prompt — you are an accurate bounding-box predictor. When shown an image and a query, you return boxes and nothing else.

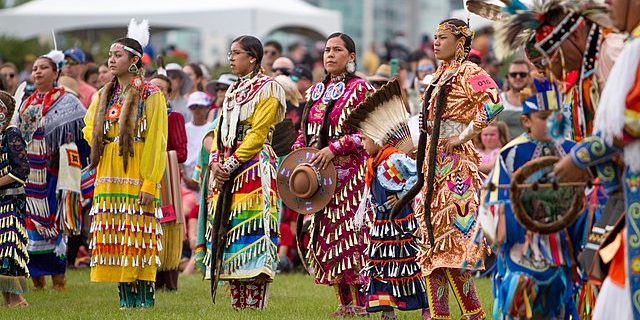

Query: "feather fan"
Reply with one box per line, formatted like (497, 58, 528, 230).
(465, 0, 505, 21)
(345, 78, 413, 153)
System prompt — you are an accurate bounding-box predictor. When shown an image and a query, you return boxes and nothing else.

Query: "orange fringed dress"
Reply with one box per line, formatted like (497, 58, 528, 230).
(417, 61, 502, 276)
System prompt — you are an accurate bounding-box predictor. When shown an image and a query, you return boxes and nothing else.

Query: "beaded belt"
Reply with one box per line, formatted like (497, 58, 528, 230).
(373, 202, 392, 213)
(425, 120, 466, 139)
(0, 187, 25, 196)
(104, 136, 145, 144)
(236, 124, 273, 144)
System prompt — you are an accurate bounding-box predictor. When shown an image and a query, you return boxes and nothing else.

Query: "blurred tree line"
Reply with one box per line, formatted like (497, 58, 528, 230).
(0, 0, 39, 68)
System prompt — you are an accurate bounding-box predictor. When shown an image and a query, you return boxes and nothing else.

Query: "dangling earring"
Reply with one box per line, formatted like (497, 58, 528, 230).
(128, 63, 139, 74)
(346, 60, 356, 74)
(455, 41, 465, 62)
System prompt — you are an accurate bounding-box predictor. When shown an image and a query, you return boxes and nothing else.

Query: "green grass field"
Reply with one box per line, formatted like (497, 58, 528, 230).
(5, 269, 493, 319)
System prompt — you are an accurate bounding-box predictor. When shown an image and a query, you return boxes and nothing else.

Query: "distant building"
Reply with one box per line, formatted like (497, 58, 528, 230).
(306, 0, 458, 56)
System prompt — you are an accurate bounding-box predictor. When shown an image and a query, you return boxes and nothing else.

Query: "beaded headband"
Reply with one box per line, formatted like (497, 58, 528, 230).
(110, 43, 143, 58)
(437, 22, 473, 40)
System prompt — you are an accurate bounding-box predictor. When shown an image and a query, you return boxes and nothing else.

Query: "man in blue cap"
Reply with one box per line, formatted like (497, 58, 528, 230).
(63, 47, 96, 108)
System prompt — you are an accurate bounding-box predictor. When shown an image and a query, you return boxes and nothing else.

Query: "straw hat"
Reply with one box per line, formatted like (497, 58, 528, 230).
(366, 64, 391, 83)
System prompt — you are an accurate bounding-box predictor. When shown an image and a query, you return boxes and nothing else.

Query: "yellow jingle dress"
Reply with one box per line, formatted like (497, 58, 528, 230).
(83, 79, 167, 292)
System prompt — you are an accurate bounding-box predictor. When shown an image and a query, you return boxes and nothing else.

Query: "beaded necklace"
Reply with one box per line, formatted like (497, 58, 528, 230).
(103, 83, 131, 134)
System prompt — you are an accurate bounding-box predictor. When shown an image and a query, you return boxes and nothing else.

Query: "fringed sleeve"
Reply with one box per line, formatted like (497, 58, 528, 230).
(460, 64, 504, 142)
(140, 92, 168, 195)
(229, 97, 281, 163)
(44, 94, 86, 153)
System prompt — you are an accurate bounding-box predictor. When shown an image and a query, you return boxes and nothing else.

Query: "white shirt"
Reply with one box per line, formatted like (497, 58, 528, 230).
(184, 121, 212, 176)
(499, 91, 521, 112)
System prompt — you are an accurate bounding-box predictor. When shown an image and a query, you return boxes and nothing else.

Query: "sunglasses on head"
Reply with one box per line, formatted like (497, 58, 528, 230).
(1, 73, 15, 79)
(508, 72, 528, 78)
(272, 68, 291, 76)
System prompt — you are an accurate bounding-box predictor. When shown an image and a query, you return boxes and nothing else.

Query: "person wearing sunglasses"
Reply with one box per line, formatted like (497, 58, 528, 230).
(498, 59, 531, 138)
(261, 40, 282, 75)
(415, 56, 435, 82)
(271, 56, 294, 77)
(0, 63, 18, 95)
(62, 48, 96, 109)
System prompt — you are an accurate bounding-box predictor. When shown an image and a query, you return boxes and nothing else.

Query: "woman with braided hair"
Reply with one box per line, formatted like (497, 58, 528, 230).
(291, 32, 374, 317)
(203, 35, 286, 310)
(83, 20, 168, 308)
(392, 19, 503, 319)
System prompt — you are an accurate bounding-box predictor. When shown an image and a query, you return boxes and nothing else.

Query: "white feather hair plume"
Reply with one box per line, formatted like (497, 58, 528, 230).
(43, 50, 65, 69)
(126, 19, 150, 48)
(40, 29, 64, 70)
(345, 78, 413, 153)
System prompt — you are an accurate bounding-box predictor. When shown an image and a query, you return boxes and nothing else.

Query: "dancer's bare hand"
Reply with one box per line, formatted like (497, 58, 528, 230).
(441, 136, 462, 154)
(386, 195, 398, 207)
(311, 147, 335, 170)
(210, 163, 230, 182)
(138, 191, 154, 206)
(552, 155, 590, 182)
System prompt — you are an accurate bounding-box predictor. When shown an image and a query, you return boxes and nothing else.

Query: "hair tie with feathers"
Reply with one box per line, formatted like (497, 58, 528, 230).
(119, 19, 150, 58)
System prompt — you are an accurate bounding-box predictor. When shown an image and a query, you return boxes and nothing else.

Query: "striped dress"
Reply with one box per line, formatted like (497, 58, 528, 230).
(14, 89, 87, 277)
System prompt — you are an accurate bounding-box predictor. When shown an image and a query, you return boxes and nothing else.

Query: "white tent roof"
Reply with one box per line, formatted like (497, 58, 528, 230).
(0, 0, 342, 39)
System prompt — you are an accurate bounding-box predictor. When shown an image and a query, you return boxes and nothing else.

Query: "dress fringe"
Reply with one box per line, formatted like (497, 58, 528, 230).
(0, 275, 29, 295)
(157, 222, 182, 271)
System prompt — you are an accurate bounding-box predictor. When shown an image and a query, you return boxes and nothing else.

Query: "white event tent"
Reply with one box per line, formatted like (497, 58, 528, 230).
(0, 0, 342, 63)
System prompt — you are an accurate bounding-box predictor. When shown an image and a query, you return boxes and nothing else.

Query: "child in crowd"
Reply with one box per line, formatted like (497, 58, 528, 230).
(345, 79, 428, 320)
(481, 80, 587, 318)
(475, 121, 510, 174)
